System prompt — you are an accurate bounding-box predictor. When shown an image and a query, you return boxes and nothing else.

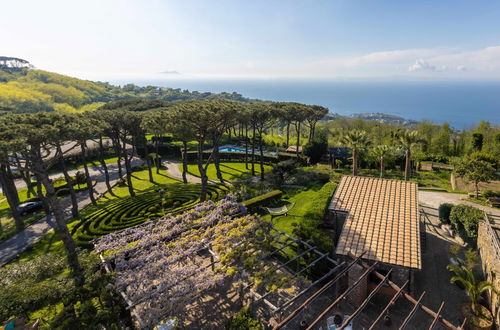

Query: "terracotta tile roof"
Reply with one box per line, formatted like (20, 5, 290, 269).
(330, 176, 421, 269)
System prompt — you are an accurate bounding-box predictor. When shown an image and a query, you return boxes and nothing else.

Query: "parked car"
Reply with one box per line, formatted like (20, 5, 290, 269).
(16, 200, 44, 216)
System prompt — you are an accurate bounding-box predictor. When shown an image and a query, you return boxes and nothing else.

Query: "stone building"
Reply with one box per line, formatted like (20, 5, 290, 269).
(328, 176, 422, 303)
(478, 217, 500, 327)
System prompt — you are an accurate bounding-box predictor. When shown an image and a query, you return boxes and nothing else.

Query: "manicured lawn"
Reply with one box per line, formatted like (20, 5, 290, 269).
(1, 187, 54, 241)
(77, 156, 119, 170)
(70, 168, 181, 229)
(187, 162, 272, 182)
(261, 185, 323, 234)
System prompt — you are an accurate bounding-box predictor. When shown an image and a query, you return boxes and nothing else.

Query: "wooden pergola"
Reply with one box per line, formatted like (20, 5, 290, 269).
(269, 249, 466, 330)
(101, 217, 464, 329)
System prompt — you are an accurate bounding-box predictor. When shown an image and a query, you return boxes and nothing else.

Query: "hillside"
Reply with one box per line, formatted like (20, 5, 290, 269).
(0, 57, 250, 114)
(0, 57, 420, 126)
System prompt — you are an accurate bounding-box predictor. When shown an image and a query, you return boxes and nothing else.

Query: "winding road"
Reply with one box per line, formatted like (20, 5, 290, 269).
(0, 158, 143, 266)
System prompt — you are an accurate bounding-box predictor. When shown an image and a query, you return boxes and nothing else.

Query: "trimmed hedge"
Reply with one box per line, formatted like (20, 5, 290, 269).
(137, 143, 181, 158)
(438, 203, 453, 224)
(303, 182, 337, 221)
(72, 183, 229, 248)
(242, 190, 283, 212)
(292, 181, 337, 253)
(449, 204, 483, 240)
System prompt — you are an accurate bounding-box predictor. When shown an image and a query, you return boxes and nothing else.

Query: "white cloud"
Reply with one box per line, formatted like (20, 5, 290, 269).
(281, 46, 500, 78)
(408, 59, 437, 72)
(344, 49, 441, 67)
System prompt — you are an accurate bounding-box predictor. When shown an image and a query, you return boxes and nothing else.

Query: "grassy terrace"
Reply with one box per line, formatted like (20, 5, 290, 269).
(187, 162, 272, 182)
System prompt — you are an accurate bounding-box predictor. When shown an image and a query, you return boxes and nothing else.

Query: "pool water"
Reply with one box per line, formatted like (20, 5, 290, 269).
(219, 146, 246, 153)
(218, 146, 277, 156)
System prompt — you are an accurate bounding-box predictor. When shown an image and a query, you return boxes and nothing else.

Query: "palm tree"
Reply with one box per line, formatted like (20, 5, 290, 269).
(341, 129, 371, 176)
(371, 145, 392, 178)
(447, 264, 497, 315)
(396, 130, 421, 181)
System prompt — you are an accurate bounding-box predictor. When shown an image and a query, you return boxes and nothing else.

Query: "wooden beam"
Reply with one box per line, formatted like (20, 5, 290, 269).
(256, 253, 329, 303)
(274, 262, 344, 313)
(399, 292, 426, 330)
(339, 270, 393, 329)
(305, 261, 380, 330)
(273, 252, 367, 329)
(246, 246, 316, 292)
(290, 253, 328, 279)
(428, 302, 445, 330)
(458, 317, 467, 329)
(280, 231, 338, 266)
(250, 289, 278, 311)
(353, 254, 461, 330)
(368, 280, 409, 330)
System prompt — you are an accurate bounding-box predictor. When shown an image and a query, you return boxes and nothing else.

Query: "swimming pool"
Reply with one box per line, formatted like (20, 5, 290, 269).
(218, 146, 277, 156)
(219, 146, 246, 153)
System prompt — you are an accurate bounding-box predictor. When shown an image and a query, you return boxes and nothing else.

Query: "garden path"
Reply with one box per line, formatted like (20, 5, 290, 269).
(163, 160, 220, 184)
(419, 190, 500, 219)
(5, 139, 133, 191)
(414, 205, 469, 326)
(0, 158, 143, 266)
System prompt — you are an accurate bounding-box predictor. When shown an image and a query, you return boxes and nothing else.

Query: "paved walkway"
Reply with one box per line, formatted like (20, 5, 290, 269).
(10, 147, 131, 191)
(414, 190, 498, 325)
(419, 190, 500, 219)
(163, 160, 220, 184)
(0, 158, 143, 266)
(414, 205, 468, 326)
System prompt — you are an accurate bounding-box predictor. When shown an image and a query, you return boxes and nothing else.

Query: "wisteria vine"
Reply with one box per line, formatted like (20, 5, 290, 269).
(96, 196, 301, 328)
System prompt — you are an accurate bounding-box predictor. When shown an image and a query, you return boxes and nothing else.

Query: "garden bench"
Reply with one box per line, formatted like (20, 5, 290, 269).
(261, 203, 295, 219)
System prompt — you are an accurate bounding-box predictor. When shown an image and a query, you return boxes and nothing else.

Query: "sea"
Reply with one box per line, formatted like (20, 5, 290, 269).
(111, 78, 500, 129)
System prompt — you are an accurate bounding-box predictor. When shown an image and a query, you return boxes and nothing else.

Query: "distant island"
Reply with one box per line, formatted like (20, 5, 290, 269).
(158, 70, 181, 75)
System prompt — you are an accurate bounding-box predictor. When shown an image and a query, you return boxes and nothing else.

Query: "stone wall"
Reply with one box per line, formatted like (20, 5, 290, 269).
(342, 258, 412, 306)
(347, 263, 368, 306)
(477, 220, 500, 328)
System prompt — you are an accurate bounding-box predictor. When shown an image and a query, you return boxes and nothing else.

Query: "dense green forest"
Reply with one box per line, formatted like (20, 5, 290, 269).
(0, 57, 250, 114)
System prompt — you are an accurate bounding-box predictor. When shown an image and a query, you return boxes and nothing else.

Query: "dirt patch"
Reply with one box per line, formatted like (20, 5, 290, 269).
(454, 176, 500, 192)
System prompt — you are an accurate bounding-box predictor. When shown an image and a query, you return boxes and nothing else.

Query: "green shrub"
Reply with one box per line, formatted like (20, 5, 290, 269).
(304, 182, 337, 221)
(227, 307, 263, 330)
(450, 204, 484, 240)
(438, 203, 453, 224)
(242, 190, 283, 212)
(291, 182, 337, 253)
(0, 252, 125, 327)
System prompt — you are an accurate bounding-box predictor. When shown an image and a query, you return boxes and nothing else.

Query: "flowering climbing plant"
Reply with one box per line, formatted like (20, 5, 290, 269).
(96, 196, 301, 328)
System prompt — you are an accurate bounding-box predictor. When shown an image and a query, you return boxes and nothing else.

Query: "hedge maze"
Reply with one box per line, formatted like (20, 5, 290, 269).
(72, 183, 229, 247)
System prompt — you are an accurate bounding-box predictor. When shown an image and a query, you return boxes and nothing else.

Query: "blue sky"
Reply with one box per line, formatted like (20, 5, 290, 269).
(2, 0, 500, 79)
